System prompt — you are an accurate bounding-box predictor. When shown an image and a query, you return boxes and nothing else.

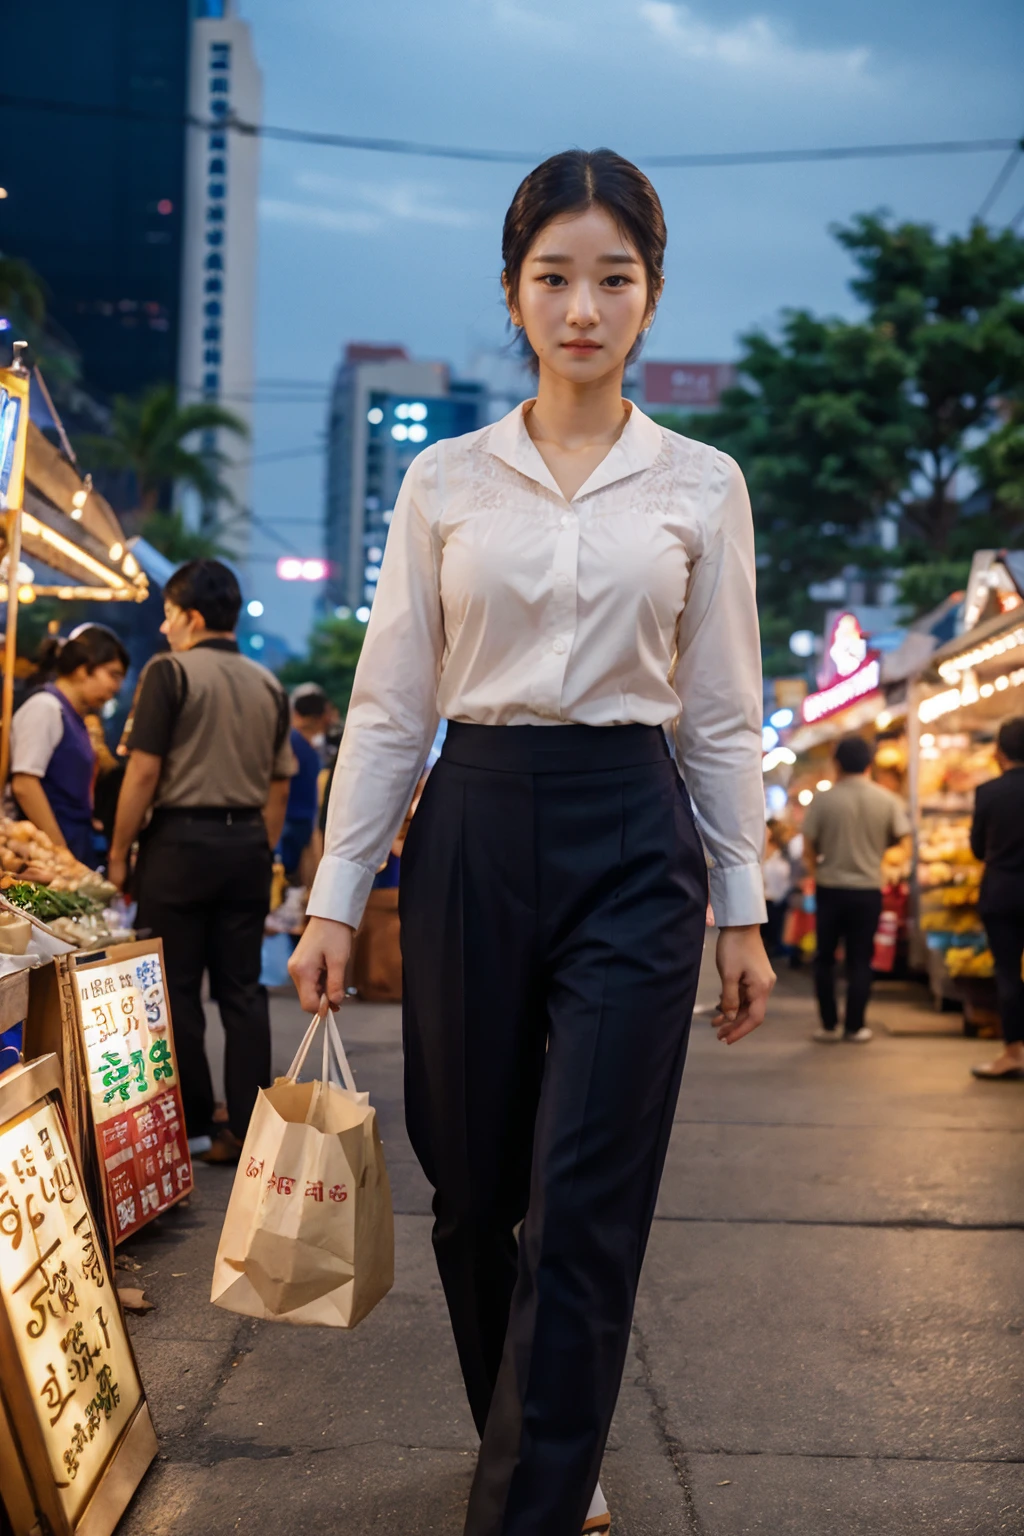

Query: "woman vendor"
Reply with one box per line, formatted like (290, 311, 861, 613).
(9, 626, 128, 865)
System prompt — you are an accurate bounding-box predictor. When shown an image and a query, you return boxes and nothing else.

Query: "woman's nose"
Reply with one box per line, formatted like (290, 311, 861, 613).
(566, 282, 598, 325)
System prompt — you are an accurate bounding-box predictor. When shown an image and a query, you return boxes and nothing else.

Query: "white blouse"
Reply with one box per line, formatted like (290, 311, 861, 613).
(308, 401, 767, 931)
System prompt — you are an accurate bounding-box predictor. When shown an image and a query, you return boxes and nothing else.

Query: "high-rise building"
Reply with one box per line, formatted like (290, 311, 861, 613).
(0, 1, 192, 401)
(178, 0, 261, 550)
(324, 345, 486, 613)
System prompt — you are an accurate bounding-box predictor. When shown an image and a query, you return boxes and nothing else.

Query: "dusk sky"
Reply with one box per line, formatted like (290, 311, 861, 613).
(238, 0, 1024, 648)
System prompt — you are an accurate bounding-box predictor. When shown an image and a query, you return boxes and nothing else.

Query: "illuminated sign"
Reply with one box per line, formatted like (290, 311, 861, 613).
(0, 1055, 156, 1535)
(828, 613, 868, 678)
(801, 658, 882, 724)
(0, 365, 29, 512)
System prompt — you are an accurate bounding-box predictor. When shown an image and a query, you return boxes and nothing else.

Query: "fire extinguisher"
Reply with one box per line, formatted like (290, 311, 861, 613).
(872, 909, 899, 972)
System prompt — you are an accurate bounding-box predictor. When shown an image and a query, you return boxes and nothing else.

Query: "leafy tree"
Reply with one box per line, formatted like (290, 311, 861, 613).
(967, 399, 1024, 526)
(0, 252, 46, 325)
(77, 383, 249, 516)
(277, 616, 367, 715)
(835, 214, 1024, 554)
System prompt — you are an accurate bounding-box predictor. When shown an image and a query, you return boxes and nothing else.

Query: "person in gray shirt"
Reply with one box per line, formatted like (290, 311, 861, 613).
(110, 561, 295, 1162)
(803, 735, 911, 1043)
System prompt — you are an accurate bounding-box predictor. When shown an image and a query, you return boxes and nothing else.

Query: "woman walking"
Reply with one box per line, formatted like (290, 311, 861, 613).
(290, 148, 774, 1535)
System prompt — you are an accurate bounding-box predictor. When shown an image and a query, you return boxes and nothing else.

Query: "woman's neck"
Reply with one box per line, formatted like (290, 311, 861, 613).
(55, 677, 88, 717)
(526, 366, 628, 450)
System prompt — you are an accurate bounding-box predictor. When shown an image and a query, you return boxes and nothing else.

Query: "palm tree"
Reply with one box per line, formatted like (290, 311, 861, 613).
(78, 383, 249, 515)
(0, 253, 47, 326)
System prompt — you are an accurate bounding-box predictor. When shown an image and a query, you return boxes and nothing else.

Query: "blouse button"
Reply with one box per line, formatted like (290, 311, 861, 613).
(560, 513, 575, 528)
(552, 638, 567, 655)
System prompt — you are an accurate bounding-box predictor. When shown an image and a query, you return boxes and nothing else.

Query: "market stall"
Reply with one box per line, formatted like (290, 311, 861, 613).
(908, 551, 1024, 1016)
(1, 352, 149, 789)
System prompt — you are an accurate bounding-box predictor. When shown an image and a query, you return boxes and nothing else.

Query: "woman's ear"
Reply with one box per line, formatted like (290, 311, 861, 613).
(502, 272, 522, 329)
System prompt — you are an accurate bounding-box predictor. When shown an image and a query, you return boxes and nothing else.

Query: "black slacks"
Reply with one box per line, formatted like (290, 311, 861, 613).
(980, 909, 1024, 1046)
(399, 723, 708, 1536)
(813, 885, 883, 1036)
(135, 811, 273, 1140)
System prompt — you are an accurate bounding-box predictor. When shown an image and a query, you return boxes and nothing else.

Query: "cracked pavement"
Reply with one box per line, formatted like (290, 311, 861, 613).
(117, 957, 1024, 1534)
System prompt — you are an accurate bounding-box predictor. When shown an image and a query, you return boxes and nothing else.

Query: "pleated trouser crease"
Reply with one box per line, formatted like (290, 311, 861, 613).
(399, 722, 708, 1536)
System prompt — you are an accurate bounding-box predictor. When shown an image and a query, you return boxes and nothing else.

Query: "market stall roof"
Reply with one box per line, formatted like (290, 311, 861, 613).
(1, 422, 148, 602)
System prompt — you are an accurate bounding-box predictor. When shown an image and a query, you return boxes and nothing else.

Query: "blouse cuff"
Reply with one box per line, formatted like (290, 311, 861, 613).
(306, 854, 378, 931)
(709, 862, 767, 928)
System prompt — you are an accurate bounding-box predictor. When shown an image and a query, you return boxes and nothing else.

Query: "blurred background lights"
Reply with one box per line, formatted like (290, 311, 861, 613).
(277, 557, 328, 582)
(249, 634, 264, 651)
(367, 407, 383, 425)
(391, 423, 409, 441)
(762, 724, 780, 751)
(247, 599, 264, 617)
(408, 423, 428, 443)
(355, 606, 371, 622)
(798, 789, 814, 806)
(816, 779, 833, 792)
(408, 402, 428, 421)
(789, 629, 815, 658)
(395, 404, 410, 419)
(157, 198, 173, 215)
(769, 707, 794, 729)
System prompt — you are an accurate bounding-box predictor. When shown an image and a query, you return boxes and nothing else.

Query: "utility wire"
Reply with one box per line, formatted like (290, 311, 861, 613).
(976, 137, 1024, 221)
(0, 92, 1017, 170)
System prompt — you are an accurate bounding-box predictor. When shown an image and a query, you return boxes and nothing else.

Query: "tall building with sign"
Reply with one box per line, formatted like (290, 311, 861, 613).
(324, 345, 486, 613)
(638, 361, 737, 414)
(178, 0, 261, 553)
(0, 2, 192, 402)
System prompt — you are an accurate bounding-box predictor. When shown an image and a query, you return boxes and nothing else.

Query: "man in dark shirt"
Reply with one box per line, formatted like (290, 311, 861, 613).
(969, 715, 1024, 1080)
(110, 561, 295, 1159)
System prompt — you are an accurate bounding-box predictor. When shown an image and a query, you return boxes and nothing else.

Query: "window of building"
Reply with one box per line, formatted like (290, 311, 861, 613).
(208, 157, 226, 176)
(204, 299, 222, 317)
(207, 183, 226, 200)
(203, 324, 221, 342)
(204, 277, 223, 294)
(204, 347, 222, 365)
(204, 252, 223, 270)
(209, 133, 227, 150)
(206, 205, 224, 223)
(204, 372, 219, 392)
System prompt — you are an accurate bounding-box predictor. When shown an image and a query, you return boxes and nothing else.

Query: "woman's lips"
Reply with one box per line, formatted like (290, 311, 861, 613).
(562, 341, 601, 352)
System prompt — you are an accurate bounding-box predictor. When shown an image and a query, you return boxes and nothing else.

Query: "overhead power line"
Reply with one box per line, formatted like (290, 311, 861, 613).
(975, 137, 1024, 221)
(0, 92, 1017, 171)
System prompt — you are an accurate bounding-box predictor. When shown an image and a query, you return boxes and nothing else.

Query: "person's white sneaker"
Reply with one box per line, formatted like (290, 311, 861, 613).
(812, 1028, 841, 1042)
(844, 1027, 873, 1043)
(266, 885, 308, 935)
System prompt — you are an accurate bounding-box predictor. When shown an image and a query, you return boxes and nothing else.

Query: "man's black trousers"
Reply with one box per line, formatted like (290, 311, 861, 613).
(135, 811, 273, 1141)
(980, 908, 1024, 1046)
(400, 723, 708, 1536)
(813, 884, 883, 1035)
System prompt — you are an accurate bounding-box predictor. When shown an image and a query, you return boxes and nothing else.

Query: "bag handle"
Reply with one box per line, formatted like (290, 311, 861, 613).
(284, 1000, 359, 1096)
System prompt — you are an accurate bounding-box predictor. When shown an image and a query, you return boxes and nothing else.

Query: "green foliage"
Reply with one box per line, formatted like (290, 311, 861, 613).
(77, 383, 249, 515)
(896, 560, 972, 617)
(0, 253, 46, 325)
(140, 510, 228, 563)
(660, 214, 1024, 667)
(277, 616, 367, 715)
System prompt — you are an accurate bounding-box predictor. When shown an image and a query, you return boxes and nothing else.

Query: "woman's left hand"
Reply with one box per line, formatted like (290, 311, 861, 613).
(107, 853, 128, 893)
(713, 925, 776, 1044)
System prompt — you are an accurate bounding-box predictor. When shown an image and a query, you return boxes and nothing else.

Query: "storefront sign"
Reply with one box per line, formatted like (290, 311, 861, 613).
(25, 941, 192, 1250)
(0, 1054, 156, 1536)
(802, 657, 881, 724)
(72, 946, 192, 1244)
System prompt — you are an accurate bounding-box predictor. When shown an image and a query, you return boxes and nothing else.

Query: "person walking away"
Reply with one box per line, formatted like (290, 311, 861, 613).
(969, 715, 1024, 1080)
(266, 683, 329, 935)
(108, 560, 295, 1163)
(288, 150, 774, 1535)
(9, 627, 128, 865)
(761, 822, 791, 957)
(804, 734, 910, 1043)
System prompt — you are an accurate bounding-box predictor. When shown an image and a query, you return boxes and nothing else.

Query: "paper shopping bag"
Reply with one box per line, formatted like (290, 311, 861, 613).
(211, 1007, 394, 1327)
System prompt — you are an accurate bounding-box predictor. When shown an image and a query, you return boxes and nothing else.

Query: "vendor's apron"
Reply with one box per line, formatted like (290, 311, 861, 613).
(40, 684, 97, 865)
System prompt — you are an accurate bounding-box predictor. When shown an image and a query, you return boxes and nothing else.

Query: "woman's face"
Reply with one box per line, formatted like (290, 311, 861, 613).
(67, 660, 126, 711)
(506, 205, 657, 387)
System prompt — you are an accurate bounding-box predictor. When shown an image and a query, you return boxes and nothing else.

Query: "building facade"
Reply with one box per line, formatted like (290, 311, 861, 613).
(324, 345, 486, 613)
(177, 0, 261, 552)
(0, 0, 192, 401)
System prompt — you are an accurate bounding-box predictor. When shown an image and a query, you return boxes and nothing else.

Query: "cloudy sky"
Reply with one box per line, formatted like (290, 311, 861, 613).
(238, 0, 1024, 648)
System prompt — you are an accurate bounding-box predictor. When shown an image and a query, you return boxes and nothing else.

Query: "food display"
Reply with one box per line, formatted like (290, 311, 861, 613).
(0, 818, 129, 948)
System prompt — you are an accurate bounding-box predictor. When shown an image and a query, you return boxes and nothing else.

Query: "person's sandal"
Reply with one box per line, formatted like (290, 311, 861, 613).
(582, 1516, 611, 1534)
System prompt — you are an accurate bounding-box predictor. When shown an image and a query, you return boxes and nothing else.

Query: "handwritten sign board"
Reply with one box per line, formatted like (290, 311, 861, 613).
(25, 941, 193, 1251)
(0, 1053, 156, 1536)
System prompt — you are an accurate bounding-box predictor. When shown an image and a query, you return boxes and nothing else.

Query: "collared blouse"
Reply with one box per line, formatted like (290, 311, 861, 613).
(308, 401, 767, 931)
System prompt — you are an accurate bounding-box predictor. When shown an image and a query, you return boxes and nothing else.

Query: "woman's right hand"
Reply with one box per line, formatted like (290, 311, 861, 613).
(288, 915, 355, 1013)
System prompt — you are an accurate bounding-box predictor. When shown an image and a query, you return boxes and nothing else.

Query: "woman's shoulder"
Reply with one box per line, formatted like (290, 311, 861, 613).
(13, 686, 62, 723)
(645, 418, 745, 517)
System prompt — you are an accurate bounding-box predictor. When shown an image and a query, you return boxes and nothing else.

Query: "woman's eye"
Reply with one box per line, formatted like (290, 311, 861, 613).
(540, 273, 568, 287)
(603, 275, 630, 288)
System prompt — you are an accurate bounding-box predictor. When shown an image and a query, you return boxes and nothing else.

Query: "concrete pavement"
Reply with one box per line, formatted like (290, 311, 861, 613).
(117, 955, 1024, 1535)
